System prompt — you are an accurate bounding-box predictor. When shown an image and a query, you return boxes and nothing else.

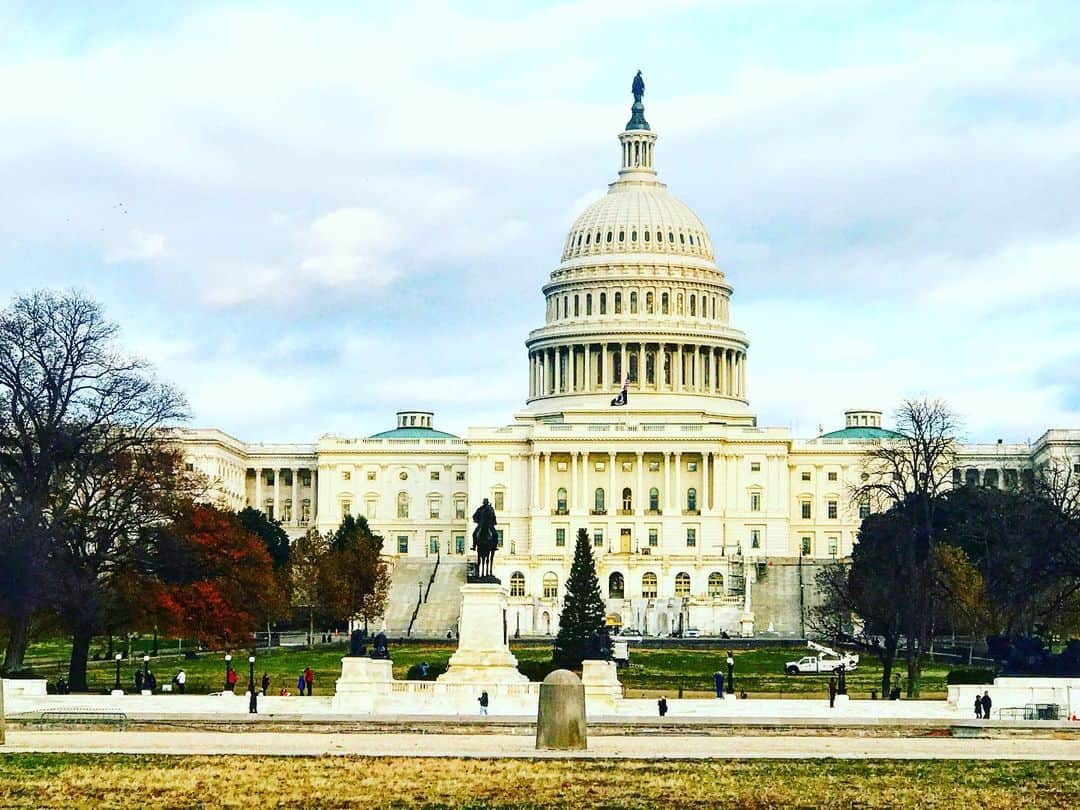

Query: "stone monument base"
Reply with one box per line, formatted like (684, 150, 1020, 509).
(438, 583, 528, 685)
(332, 657, 394, 712)
(581, 659, 622, 712)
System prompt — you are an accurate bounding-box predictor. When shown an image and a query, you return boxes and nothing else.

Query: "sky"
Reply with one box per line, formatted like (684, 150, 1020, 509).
(1, 0, 1078, 444)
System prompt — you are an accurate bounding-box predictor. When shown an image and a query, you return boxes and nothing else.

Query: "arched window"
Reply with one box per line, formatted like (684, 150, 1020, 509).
(397, 492, 409, 519)
(609, 572, 625, 599)
(687, 487, 697, 512)
(618, 230, 625, 242)
(661, 292, 669, 314)
(656, 230, 662, 243)
(642, 572, 658, 599)
(676, 293, 683, 314)
(586, 293, 592, 315)
(675, 572, 691, 597)
(543, 573, 558, 599)
(708, 572, 724, 598)
(649, 487, 660, 511)
(668, 231, 674, 243)
(556, 487, 567, 513)
(594, 487, 605, 513)
(510, 571, 525, 597)
(679, 232, 685, 244)
(645, 351, 655, 385)
(576, 233, 582, 246)
(562, 296, 568, 318)
(644, 230, 650, 242)
(585, 232, 590, 245)
(596, 231, 601, 245)
(600, 292, 607, 314)
(646, 291, 654, 313)
(574, 295, 579, 316)
(622, 487, 633, 511)
(629, 291, 638, 314)
(629, 351, 638, 381)
(690, 295, 696, 316)
(614, 292, 622, 314)
(606, 230, 613, 243)
(631, 230, 637, 242)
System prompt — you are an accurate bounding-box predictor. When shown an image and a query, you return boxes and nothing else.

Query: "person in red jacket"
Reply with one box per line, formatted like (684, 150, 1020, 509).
(304, 666, 314, 696)
(226, 666, 238, 693)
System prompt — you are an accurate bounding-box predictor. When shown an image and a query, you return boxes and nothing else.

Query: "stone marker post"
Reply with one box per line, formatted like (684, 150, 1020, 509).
(536, 669, 587, 751)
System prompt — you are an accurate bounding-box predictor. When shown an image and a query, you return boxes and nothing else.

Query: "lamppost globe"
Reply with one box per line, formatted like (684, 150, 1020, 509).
(224, 653, 233, 692)
(113, 652, 123, 692)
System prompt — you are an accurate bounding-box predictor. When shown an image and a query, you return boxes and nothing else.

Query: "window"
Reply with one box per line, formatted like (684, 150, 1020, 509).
(1074, 462, 1080, 474)
(556, 487, 567, 513)
(750, 491, 761, 512)
(646, 291, 654, 313)
(687, 461, 697, 472)
(631, 229, 637, 242)
(642, 572, 658, 598)
(184, 462, 195, 472)
(750, 529, 761, 549)
(399, 471, 408, 480)
(429, 499, 440, 519)
(649, 487, 660, 511)
(622, 487, 633, 511)
(455, 471, 466, 481)
(282, 501, 292, 522)
(828, 471, 838, 482)
(496, 529, 504, 547)
(675, 572, 691, 596)
(859, 500, 871, 520)
(341, 500, 351, 517)
(827, 500, 838, 520)
(661, 292, 669, 314)
(397, 492, 409, 519)
(614, 292, 622, 313)
(593, 528, 604, 547)
(630, 291, 638, 314)
(342, 470, 351, 481)
(801, 471, 811, 481)
(510, 571, 525, 597)
(557, 461, 568, 472)
(455, 499, 466, 519)
(302, 499, 311, 523)
(708, 572, 724, 598)
(609, 572, 624, 599)
(455, 535, 466, 555)
(828, 536, 838, 556)
(493, 491, 505, 511)
(586, 293, 592, 315)
(367, 470, 377, 481)
(750, 462, 761, 472)
(595, 460, 606, 472)
(494, 461, 505, 472)
(801, 500, 812, 520)
(594, 487, 605, 513)
(555, 528, 566, 547)
(430, 470, 440, 481)
(397, 536, 409, 554)
(648, 460, 660, 472)
(801, 536, 812, 556)
(687, 488, 697, 512)
(648, 528, 658, 547)
(543, 573, 558, 599)
(600, 293, 607, 314)
(574, 295, 579, 316)
(429, 535, 439, 554)
(622, 461, 633, 472)
(686, 528, 696, 547)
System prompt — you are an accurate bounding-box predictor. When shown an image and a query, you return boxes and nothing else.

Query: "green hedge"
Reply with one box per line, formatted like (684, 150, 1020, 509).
(945, 667, 995, 685)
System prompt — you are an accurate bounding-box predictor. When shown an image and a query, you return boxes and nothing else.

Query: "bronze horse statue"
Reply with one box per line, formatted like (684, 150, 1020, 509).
(471, 498, 498, 580)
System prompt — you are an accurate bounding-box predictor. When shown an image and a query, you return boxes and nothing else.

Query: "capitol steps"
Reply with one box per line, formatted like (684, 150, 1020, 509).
(411, 559, 468, 637)
(381, 558, 438, 635)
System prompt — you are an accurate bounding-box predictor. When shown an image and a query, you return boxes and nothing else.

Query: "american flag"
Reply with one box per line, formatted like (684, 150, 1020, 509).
(610, 376, 630, 407)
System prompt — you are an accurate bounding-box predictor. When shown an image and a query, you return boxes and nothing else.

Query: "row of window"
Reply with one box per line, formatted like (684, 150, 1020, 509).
(562, 226, 710, 259)
(553, 526, 697, 548)
(342, 469, 467, 482)
(511, 570, 726, 600)
(549, 288, 724, 322)
(555, 487, 700, 514)
(254, 470, 313, 486)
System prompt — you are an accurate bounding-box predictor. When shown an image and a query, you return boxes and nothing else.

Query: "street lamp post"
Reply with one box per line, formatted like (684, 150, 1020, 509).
(248, 655, 257, 714)
(224, 653, 233, 692)
(114, 653, 123, 693)
(142, 654, 150, 692)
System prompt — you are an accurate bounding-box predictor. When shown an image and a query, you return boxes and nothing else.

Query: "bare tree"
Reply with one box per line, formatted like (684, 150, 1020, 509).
(851, 398, 960, 697)
(0, 290, 187, 673)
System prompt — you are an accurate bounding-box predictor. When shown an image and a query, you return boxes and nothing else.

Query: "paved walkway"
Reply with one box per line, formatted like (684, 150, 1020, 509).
(4, 731, 1080, 760)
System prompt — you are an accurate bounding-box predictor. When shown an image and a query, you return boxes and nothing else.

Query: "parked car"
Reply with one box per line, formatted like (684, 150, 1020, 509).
(617, 628, 643, 642)
(685, 627, 701, 638)
(784, 641, 859, 675)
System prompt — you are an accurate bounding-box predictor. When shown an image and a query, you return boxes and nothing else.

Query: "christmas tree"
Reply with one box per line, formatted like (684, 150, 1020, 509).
(553, 528, 608, 668)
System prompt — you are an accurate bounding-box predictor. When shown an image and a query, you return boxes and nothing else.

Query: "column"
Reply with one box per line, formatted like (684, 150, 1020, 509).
(311, 469, 318, 519)
(272, 467, 281, 521)
(620, 343, 628, 384)
(712, 349, 719, 393)
(582, 452, 590, 512)
(608, 452, 616, 513)
(571, 451, 579, 511)
(702, 454, 710, 513)
(674, 453, 682, 515)
(663, 452, 671, 510)
(635, 451, 644, 515)
(543, 451, 551, 511)
(584, 344, 592, 392)
(555, 347, 563, 394)
(740, 352, 747, 398)
(254, 467, 262, 511)
(291, 467, 300, 525)
(676, 345, 683, 391)
(531, 452, 540, 511)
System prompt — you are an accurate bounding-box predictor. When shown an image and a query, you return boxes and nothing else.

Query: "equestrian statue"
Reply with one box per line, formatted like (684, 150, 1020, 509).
(471, 497, 499, 581)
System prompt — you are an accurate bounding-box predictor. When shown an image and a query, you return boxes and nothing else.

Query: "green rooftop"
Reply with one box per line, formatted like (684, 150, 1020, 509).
(369, 426, 459, 439)
(820, 426, 901, 439)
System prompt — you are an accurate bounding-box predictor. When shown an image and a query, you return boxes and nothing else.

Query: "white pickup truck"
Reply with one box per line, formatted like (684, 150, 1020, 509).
(784, 642, 859, 675)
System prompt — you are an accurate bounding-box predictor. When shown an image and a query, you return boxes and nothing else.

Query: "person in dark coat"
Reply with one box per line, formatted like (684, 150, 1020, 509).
(304, 666, 314, 695)
(296, 671, 306, 696)
(261, 672, 270, 696)
(658, 696, 668, 717)
(828, 677, 837, 708)
(974, 694, 982, 719)
(981, 691, 992, 720)
(134, 669, 144, 692)
(478, 691, 489, 715)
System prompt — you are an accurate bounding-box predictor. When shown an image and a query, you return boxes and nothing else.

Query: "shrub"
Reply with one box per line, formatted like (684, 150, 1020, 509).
(405, 662, 446, 681)
(518, 659, 561, 682)
(945, 667, 995, 685)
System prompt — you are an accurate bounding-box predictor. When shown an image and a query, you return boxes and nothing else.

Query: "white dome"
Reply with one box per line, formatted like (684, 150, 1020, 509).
(561, 186, 715, 263)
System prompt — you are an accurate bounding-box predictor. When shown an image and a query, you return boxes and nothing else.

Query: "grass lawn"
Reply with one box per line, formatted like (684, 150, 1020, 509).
(0, 755, 1074, 809)
(16, 639, 949, 698)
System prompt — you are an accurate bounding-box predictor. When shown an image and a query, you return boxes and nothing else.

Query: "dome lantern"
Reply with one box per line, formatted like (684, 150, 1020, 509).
(618, 70, 658, 183)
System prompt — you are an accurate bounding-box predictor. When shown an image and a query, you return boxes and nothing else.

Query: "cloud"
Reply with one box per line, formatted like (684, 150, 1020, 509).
(299, 207, 399, 287)
(104, 230, 165, 263)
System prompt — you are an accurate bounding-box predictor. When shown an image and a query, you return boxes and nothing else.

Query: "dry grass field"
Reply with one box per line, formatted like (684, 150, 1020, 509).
(0, 755, 1074, 809)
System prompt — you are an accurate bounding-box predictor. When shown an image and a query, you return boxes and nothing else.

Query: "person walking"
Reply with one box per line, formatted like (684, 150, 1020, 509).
(478, 690, 489, 715)
(226, 666, 238, 693)
(828, 677, 837, 709)
(260, 672, 270, 696)
(981, 691, 992, 721)
(174, 669, 186, 694)
(726, 651, 735, 694)
(714, 671, 724, 698)
(658, 696, 668, 717)
(974, 694, 982, 719)
(304, 666, 314, 696)
(296, 671, 306, 696)
(134, 669, 144, 693)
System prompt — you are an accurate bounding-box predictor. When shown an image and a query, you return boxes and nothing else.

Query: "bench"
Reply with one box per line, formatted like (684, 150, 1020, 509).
(37, 709, 128, 730)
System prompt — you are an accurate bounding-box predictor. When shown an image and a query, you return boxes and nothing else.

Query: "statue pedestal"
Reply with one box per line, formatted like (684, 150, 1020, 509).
(581, 659, 622, 713)
(438, 583, 528, 685)
(332, 657, 394, 712)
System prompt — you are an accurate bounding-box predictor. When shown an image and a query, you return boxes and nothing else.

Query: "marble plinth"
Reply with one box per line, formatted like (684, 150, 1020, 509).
(438, 583, 528, 685)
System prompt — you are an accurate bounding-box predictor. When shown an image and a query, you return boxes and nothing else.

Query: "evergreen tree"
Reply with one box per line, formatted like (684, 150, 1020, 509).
(236, 506, 291, 570)
(553, 528, 607, 669)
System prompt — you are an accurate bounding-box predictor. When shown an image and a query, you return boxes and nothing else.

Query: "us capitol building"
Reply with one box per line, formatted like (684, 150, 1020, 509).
(172, 78, 1080, 638)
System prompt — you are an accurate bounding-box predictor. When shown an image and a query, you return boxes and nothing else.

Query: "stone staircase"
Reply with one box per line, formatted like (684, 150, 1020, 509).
(381, 558, 438, 635)
(412, 559, 467, 637)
